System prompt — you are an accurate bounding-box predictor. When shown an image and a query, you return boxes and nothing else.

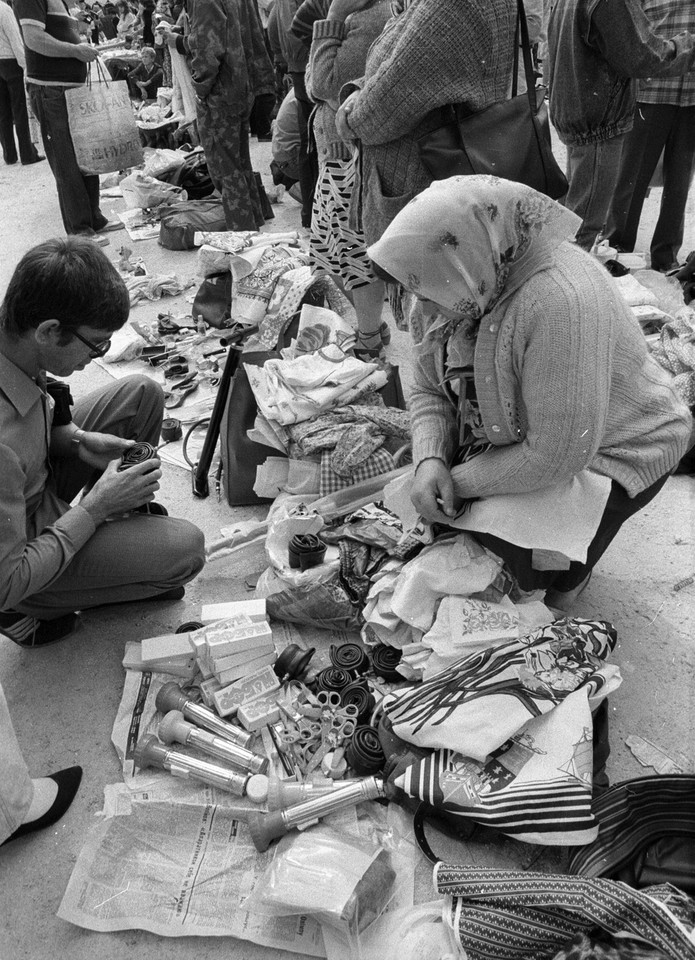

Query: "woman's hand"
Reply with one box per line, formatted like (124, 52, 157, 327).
(327, 0, 374, 21)
(411, 458, 459, 523)
(335, 91, 359, 140)
(77, 432, 136, 471)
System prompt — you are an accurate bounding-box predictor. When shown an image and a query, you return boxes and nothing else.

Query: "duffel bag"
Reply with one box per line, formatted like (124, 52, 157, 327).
(159, 199, 226, 250)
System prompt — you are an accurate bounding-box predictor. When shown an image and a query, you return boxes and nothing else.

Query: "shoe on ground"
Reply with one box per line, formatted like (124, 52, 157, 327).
(22, 155, 45, 165)
(75, 231, 110, 247)
(135, 501, 169, 516)
(95, 219, 125, 233)
(143, 586, 185, 602)
(1, 767, 83, 846)
(545, 571, 592, 615)
(0, 610, 79, 648)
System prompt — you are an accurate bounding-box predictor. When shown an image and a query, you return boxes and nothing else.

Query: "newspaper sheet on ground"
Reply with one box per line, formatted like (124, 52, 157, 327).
(57, 787, 415, 955)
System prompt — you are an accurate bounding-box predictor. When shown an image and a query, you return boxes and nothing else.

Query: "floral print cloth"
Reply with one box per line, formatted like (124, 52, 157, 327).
(367, 175, 581, 350)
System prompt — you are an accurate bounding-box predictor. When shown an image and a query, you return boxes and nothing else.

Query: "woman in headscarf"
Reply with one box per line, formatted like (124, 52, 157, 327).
(368, 175, 692, 609)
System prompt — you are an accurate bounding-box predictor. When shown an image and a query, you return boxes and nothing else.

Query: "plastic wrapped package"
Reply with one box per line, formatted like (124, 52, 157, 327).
(243, 824, 397, 957)
(255, 494, 362, 630)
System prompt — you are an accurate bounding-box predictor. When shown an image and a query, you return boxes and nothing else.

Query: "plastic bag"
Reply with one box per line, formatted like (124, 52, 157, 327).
(353, 901, 462, 960)
(119, 170, 184, 209)
(255, 494, 362, 630)
(243, 824, 397, 945)
(142, 147, 189, 180)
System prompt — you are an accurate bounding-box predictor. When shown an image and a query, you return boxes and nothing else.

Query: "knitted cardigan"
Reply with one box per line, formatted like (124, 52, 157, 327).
(306, 4, 392, 164)
(344, 0, 517, 244)
(411, 242, 692, 499)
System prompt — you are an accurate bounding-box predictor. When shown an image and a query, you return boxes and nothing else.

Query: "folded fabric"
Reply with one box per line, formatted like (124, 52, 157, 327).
(385, 618, 621, 758)
(124, 273, 195, 306)
(651, 307, 695, 406)
(389, 534, 502, 634)
(319, 447, 396, 497)
(435, 866, 695, 960)
(245, 344, 387, 426)
(613, 274, 660, 307)
(421, 595, 520, 679)
(243, 265, 316, 353)
(396, 687, 607, 845)
(282, 303, 357, 358)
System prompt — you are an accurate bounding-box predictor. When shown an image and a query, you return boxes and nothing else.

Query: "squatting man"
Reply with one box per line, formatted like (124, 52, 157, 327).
(0, 237, 205, 648)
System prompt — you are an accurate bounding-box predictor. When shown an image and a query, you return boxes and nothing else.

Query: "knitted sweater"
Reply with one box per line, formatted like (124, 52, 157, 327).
(306, 4, 391, 164)
(344, 0, 517, 244)
(411, 242, 692, 499)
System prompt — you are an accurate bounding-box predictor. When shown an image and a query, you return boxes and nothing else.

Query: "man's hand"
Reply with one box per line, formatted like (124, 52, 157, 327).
(73, 43, 99, 62)
(77, 431, 135, 471)
(327, 0, 373, 20)
(80, 457, 162, 524)
(410, 458, 459, 523)
(335, 91, 359, 140)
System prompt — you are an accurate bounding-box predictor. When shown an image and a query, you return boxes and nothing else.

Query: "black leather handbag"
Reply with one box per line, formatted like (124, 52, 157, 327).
(417, 0, 568, 200)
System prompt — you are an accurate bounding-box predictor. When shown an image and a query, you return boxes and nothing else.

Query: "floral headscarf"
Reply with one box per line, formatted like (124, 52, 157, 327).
(368, 176, 581, 349)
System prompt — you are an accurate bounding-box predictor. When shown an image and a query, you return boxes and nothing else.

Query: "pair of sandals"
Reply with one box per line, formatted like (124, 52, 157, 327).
(353, 321, 391, 361)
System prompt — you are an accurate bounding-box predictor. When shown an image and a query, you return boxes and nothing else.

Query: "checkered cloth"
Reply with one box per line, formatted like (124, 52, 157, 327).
(319, 447, 395, 497)
(638, 0, 695, 106)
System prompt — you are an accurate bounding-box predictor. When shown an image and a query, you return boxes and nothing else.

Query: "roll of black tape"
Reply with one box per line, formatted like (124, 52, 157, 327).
(340, 683, 375, 725)
(273, 643, 315, 681)
(345, 725, 385, 776)
(330, 642, 370, 676)
(161, 417, 183, 442)
(314, 667, 352, 695)
(175, 621, 204, 634)
(371, 644, 402, 682)
(118, 441, 157, 471)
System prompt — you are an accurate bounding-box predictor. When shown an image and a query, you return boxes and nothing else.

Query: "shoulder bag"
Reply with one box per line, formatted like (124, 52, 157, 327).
(417, 0, 568, 200)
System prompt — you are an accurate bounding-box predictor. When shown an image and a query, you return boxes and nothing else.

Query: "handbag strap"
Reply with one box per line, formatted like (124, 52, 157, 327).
(516, 0, 539, 114)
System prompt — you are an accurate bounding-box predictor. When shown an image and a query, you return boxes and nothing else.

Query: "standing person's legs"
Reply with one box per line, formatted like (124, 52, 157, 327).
(249, 92, 275, 139)
(603, 104, 667, 255)
(27, 83, 103, 236)
(0, 62, 17, 164)
(564, 135, 626, 250)
(650, 104, 695, 272)
(0, 680, 33, 844)
(291, 72, 318, 229)
(0, 61, 41, 164)
(196, 97, 261, 230)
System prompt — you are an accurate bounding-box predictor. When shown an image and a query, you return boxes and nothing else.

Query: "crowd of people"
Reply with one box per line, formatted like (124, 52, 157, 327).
(0, 0, 693, 859)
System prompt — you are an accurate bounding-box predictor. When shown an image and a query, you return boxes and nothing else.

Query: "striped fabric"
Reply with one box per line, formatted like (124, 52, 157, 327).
(568, 775, 695, 880)
(434, 867, 695, 960)
(310, 159, 378, 292)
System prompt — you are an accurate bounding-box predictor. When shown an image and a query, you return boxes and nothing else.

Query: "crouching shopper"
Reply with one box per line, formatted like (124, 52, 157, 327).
(368, 176, 692, 611)
(0, 238, 205, 648)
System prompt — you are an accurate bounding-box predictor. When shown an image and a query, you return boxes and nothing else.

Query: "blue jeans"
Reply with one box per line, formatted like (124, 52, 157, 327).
(27, 83, 107, 235)
(563, 135, 626, 250)
(604, 103, 695, 271)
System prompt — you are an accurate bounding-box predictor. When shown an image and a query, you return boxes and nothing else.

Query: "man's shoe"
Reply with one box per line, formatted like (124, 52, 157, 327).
(545, 572, 592, 615)
(136, 501, 169, 517)
(143, 586, 185, 602)
(22, 155, 45, 165)
(0, 610, 79, 648)
(95, 219, 125, 233)
(1, 767, 83, 846)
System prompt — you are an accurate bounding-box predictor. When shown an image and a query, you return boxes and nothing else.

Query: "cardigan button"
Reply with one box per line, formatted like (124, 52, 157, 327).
(485, 375, 492, 383)
(489, 323, 497, 333)
(491, 425, 501, 433)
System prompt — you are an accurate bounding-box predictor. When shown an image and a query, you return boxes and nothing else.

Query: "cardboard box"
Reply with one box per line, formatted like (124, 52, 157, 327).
(140, 632, 193, 664)
(237, 689, 282, 731)
(205, 620, 273, 659)
(215, 649, 277, 686)
(200, 599, 267, 624)
(212, 665, 280, 717)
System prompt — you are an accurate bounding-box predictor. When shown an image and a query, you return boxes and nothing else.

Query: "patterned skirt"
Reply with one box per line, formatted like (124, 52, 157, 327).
(310, 157, 377, 291)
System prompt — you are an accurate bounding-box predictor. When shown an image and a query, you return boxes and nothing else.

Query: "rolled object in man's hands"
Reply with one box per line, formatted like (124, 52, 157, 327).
(158, 709, 267, 775)
(156, 681, 254, 750)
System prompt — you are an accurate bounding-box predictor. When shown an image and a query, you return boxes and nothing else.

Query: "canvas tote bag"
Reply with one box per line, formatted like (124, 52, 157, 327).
(66, 60, 143, 175)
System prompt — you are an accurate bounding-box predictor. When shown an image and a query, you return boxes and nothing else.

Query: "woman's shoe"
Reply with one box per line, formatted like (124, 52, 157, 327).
(545, 571, 592, 614)
(1, 767, 83, 846)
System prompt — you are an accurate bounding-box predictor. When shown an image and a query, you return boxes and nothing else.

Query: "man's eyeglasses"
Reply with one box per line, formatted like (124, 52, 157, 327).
(69, 329, 112, 358)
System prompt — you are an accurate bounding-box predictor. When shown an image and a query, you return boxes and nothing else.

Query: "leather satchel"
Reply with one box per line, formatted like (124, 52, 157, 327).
(417, 0, 568, 200)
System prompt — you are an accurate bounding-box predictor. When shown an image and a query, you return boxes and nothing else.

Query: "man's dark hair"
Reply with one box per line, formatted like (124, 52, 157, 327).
(0, 237, 130, 339)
